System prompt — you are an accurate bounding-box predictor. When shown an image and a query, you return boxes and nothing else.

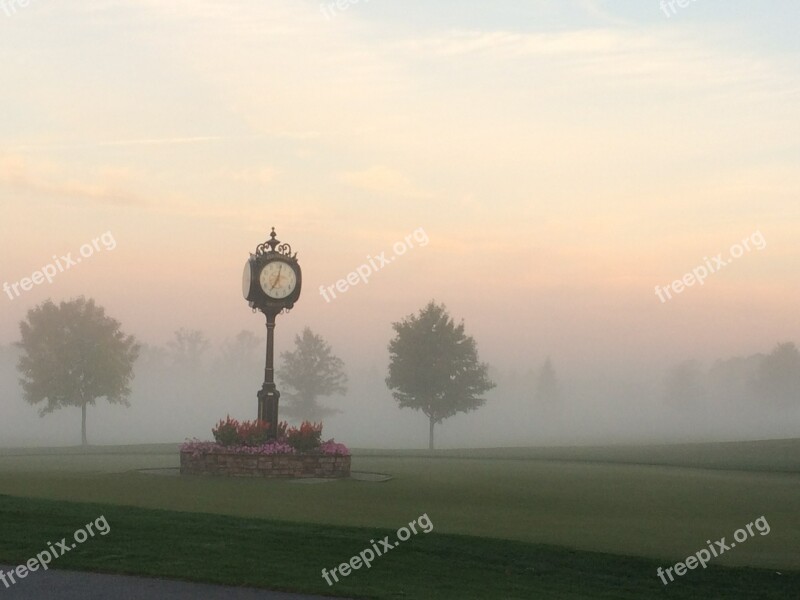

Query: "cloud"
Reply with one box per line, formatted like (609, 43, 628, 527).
(0, 155, 144, 206)
(337, 166, 432, 199)
(396, 27, 795, 92)
(11, 134, 320, 153)
(224, 166, 279, 186)
(577, 0, 634, 28)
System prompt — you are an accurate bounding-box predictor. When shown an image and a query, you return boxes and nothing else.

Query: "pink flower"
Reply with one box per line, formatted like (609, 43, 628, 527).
(319, 440, 350, 456)
(181, 438, 297, 456)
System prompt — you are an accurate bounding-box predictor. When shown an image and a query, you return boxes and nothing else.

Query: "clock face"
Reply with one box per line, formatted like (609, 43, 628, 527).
(259, 260, 298, 300)
(242, 260, 253, 299)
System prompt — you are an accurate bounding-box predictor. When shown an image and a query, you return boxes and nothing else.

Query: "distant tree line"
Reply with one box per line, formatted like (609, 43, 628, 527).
(6, 296, 797, 449)
(662, 342, 800, 407)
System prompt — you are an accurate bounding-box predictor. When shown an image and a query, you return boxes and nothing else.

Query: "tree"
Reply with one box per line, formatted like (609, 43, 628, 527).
(752, 342, 800, 406)
(219, 330, 263, 372)
(534, 357, 561, 405)
(167, 328, 209, 371)
(707, 353, 763, 404)
(386, 301, 495, 450)
(136, 343, 170, 371)
(16, 297, 140, 446)
(277, 327, 348, 422)
(662, 359, 706, 407)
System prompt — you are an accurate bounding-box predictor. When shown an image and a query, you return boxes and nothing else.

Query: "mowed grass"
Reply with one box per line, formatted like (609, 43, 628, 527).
(0, 494, 797, 600)
(354, 437, 800, 473)
(0, 440, 797, 598)
(0, 441, 797, 569)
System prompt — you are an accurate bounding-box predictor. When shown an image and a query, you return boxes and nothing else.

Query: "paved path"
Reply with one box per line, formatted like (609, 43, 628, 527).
(0, 565, 341, 599)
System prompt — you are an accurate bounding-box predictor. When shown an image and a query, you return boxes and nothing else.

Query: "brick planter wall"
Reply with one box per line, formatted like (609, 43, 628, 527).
(180, 451, 351, 478)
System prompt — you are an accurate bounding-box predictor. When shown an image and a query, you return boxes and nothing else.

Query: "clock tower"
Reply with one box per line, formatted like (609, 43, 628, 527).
(242, 228, 302, 439)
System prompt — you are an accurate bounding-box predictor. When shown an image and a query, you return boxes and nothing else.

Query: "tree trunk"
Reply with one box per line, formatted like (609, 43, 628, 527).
(81, 403, 88, 446)
(429, 416, 435, 451)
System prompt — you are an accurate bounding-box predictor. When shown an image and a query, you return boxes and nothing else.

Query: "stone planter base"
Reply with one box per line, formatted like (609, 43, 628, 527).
(180, 451, 351, 478)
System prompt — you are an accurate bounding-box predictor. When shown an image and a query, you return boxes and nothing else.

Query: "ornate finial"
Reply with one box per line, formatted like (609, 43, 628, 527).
(267, 227, 280, 251)
(255, 227, 295, 258)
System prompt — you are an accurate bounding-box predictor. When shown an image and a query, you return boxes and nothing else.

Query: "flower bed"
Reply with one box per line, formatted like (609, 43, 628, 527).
(179, 418, 351, 478)
(179, 448, 351, 478)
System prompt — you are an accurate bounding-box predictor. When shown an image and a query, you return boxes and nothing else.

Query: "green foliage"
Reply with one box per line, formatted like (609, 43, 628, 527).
(15, 297, 140, 444)
(386, 301, 495, 449)
(534, 357, 561, 405)
(237, 420, 272, 447)
(752, 341, 800, 406)
(211, 416, 272, 446)
(278, 327, 347, 422)
(662, 359, 706, 407)
(284, 421, 323, 452)
(167, 328, 209, 371)
(211, 416, 241, 446)
(219, 330, 262, 371)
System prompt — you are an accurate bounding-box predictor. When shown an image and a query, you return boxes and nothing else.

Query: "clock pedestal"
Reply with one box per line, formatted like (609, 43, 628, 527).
(257, 311, 280, 431)
(257, 385, 280, 429)
(243, 228, 302, 441)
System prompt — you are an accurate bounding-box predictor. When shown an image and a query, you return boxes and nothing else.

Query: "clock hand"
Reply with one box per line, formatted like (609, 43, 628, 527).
(273, 266, 284, 289)
(271, 266, 283, 289)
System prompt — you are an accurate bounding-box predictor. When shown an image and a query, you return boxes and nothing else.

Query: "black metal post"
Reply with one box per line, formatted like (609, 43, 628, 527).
(257, 311, 280, 439)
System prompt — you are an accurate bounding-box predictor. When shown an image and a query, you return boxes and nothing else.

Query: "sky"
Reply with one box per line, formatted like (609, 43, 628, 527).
(1, 0, 799, 384)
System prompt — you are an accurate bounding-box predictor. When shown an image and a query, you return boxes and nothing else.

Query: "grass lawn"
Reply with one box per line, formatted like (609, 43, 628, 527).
(353, 438, 800, 473)
(0, 440, 797, 598)
(0, 494, 796, 600)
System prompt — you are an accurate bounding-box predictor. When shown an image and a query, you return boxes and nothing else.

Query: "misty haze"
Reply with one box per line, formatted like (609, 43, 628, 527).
(1, 2, 798, 599)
